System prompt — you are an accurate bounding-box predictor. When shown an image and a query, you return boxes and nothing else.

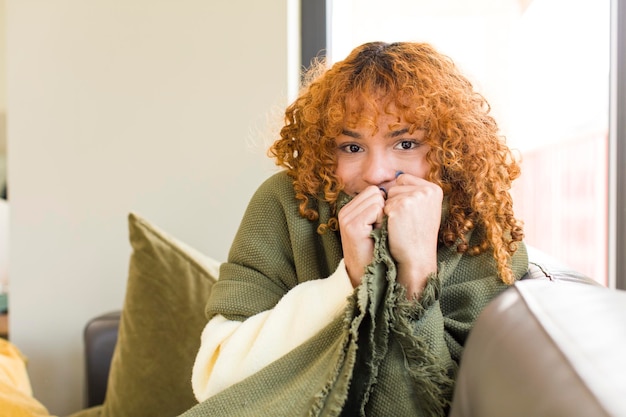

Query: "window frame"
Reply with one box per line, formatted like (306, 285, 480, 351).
(610, 0, 626, 290)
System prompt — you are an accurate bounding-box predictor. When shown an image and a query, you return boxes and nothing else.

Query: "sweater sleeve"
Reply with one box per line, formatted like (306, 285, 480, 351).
(396, 242, 529, 367)
(191, 260, 354, 402)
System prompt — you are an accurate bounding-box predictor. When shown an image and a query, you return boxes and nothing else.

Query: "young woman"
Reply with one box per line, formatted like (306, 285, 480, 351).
(188, 41, 528, 417)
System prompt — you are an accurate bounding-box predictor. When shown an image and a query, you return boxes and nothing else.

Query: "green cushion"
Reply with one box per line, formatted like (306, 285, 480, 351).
(100, 213, 219, 417)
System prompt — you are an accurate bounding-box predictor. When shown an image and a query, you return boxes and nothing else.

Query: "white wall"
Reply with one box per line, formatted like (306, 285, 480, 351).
(0, 0, 7, 191)
(6, 1, 296, 415)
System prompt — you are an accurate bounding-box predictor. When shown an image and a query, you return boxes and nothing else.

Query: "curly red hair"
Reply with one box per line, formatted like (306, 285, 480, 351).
(269, 42, 524, 284)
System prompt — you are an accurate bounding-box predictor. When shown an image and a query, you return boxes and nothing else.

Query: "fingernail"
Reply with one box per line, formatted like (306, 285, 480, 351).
(395, 170, 404, 178)
(379, 187, 388, 199)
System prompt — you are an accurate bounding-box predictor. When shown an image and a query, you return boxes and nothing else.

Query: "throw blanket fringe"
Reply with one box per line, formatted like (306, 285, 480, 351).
(340, 222, 453, 417)
(392, 282, 455, 417)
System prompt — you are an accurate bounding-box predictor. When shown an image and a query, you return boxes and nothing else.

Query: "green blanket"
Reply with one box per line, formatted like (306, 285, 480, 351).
(180, 172, 528, 417)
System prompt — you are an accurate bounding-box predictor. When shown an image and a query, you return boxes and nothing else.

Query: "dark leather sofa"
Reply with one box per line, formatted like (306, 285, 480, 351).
(450, 248, 626, 417)
(83, 247, 626, 416)
(83, 311, 121, 408)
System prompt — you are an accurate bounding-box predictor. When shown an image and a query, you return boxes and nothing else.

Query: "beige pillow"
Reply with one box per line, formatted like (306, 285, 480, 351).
(100, 213, 219, 417)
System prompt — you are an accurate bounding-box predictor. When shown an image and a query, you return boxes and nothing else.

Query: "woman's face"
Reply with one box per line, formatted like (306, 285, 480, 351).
(335, 106, 431, 196)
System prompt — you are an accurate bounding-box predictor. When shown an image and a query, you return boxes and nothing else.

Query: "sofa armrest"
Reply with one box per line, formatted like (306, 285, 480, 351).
(450, 278, 626, 417)
(84, 310, 121, 408)
(522, 245, 600, 285)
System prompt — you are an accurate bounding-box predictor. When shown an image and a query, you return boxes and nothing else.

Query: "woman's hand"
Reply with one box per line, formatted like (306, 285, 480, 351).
(338, 186, 386, 287)
(384, 173, 443, 299)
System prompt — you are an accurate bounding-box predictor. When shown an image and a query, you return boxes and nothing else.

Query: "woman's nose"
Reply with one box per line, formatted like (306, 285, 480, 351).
(362, 151, 395, 186)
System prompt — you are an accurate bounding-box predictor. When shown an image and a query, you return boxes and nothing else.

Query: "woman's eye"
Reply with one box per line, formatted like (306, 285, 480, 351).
(340, 144, 363, 153)
(395, 140, 419, 150)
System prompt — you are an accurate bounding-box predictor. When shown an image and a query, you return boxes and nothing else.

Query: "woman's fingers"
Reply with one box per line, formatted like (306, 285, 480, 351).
(384, 174, 443, 298)
(338, 186, 386, 287)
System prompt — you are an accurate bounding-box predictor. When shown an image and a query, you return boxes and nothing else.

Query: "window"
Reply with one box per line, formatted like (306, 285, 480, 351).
(325, 0, 611, 285)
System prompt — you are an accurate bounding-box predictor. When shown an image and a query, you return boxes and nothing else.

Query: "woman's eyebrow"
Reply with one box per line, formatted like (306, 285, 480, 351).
(341, 129, 362, 139)
(387, 127, 410, 138)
